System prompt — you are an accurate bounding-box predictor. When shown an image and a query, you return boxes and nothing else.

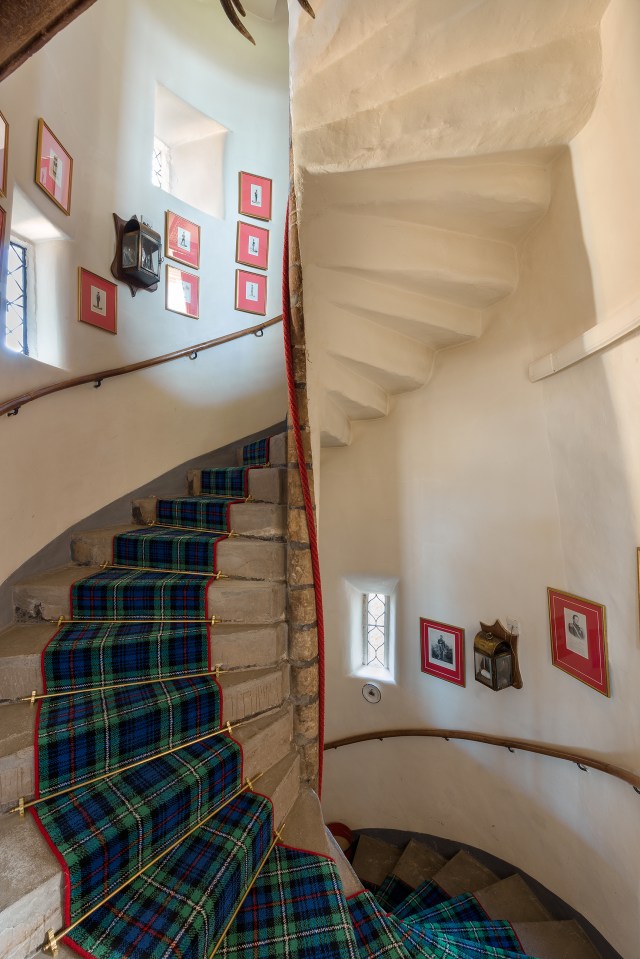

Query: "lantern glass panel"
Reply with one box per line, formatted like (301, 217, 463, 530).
(122, 232, 138, 269)
(141, 234, 160, 278)
(495, 651, 513, 690)
(474, 651, 494, 688)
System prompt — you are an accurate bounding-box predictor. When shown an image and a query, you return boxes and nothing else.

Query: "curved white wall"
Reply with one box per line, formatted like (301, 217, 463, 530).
(316, 1, 640, 955)
(0, 0, 289, 583)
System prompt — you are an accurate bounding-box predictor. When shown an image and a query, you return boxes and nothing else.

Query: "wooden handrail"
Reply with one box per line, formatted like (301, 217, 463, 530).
(0, 315, 283, 418)
(324, 728, 640, 792)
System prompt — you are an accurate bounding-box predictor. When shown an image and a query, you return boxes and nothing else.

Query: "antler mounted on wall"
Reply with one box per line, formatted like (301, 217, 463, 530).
(219, 0, 314, 45)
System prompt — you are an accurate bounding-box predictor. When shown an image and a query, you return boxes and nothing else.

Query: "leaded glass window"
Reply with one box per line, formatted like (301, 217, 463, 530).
(5, 238, 29, 354)
(152, 137, 171, 191)
(363, 592, 389, 668)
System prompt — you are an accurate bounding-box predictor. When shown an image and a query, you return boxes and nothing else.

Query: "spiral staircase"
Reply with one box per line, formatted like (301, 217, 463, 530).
(289, 0, 611, 446)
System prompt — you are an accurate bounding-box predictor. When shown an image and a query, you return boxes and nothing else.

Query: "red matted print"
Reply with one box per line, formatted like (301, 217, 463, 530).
(0, 206, 6, 261)
(238, 171, 272, 222)
(78, 268, 117, 334)
(0, 110, 8, 198)
(547, 587, 609, 697)
(420, 617, 465, 687)
(35, 119, 73, 215)
(165, 211, 200, 270)
(166, 264, 199, 319)
(235, 269, 266, 316)
(236, 221, 269, 271)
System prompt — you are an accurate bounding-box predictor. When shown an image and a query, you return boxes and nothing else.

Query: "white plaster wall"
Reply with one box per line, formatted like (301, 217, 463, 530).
(317, 1, 640, 954)
(0, 0, 289, 583)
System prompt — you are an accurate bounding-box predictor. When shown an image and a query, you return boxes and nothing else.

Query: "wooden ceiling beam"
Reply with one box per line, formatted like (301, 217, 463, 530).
(0, 0, 98, 83)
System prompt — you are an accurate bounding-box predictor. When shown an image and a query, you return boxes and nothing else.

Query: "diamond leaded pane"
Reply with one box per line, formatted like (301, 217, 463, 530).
(364, 592, 388, 667)
(5, 240, 28, 354)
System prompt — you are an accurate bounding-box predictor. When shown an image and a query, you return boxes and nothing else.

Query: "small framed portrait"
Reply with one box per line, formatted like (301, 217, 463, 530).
(235, 269, 267, 315)
(238, 171, 272, 221)
(0, 110, 8, 198)
(78, 268, 117, 334)
(165, 211, 200, 270)
(420, 617, 465, 687)
(547, 587, 609, 696)
(166, 264, 199, 319)
(236, 221, 269, 271)
(35, 119, 73, 215)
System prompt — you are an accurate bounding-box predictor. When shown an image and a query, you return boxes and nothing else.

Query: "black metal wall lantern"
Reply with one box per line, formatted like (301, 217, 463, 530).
(111, 214, 162, 296)
(474, 619, 523, 691)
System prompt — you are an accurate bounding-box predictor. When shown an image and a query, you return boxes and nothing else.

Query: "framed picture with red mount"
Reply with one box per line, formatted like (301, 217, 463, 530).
(238, 171, 272, 221)
(35, 118, 73, 215)
(547, 587, 609, 697)
(235, 269, 267, 316)
(166, 264, 199, 319)
(420, 617, 465, 687)
(78, 268, 118, 335)
(0, 110, 8, 198)
(236, 221, 269, 271)
(165, 211, 200, 270)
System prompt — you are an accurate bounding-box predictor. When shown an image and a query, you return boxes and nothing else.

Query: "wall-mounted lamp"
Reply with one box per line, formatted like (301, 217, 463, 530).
(111, 214, 162, 296)
(473, 619, 522, 691)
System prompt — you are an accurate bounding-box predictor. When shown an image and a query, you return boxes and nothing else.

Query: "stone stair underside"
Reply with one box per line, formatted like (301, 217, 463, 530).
(290, 0, 611, 448)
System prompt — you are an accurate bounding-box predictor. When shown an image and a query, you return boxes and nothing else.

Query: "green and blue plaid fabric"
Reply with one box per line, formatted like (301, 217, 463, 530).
(65, 792, 273, 959)
(419, 921, 524, 952)
(242, 437, 270, 466)
(35, 734, 242, 918)
(71, 568, 212, 621)
(156, 496, 239, 530)
(201, 467, 251, 498)
(42, 621, 211, 692)
(392, 878, 448, 919)
(392, 920, 527, 959)
(375, 874, 413, 912)
(407, 892, 489, 926)
(113, 526, 226, 574)
(37, 675, 222, 793)
(219, 845, 361, 958)
(348, 891, 415, 957)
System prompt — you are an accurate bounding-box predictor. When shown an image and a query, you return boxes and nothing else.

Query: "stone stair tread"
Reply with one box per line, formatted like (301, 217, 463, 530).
(432, 850, 498, 897)
(0, 703, 33, 759)
(235, 431, 287, 467)
(70, 525, 286, 581)
(0, 811, 63, 956)
(187, 466, 287, 504)
(281, 787, 362, 898)
(0, 623, 54, 703)
(254, 749, 300, 826)
(132, 497, 286, 538)
(513, 920, 603, 959)
(475, 873, 553, 922)
(351, 835, 403, 888)
(13, 566, 286, 625)
(392, 838, 447, 889)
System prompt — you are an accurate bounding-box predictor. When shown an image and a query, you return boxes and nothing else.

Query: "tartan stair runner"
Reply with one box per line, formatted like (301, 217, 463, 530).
(28, 432, 541, 958)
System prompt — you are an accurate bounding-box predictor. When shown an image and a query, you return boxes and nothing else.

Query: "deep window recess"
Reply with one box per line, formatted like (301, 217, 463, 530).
(5, 238, 29, 354)
(363, 592, 390, 668)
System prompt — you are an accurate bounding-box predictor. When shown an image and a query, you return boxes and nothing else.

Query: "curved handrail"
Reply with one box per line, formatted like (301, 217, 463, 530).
(324, 728, 640, 792)
(0, 314, 283, 418)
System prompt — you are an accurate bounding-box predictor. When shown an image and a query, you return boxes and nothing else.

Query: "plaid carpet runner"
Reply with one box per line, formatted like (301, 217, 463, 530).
(30, 429, 539, 958)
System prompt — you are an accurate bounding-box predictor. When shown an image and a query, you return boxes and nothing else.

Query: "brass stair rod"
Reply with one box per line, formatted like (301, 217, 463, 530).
(43, 772, 265, 956)
(11, 717, 251, 815)
(55, 615, 218, 625)
(21, 665, 225, 703)
(208, 822, 285, 958)
(101, 563, 229, 579)
(145, 520, 235, 533)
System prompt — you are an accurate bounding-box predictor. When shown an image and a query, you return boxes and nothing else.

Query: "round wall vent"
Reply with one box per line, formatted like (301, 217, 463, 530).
(362, 682, 381, 704)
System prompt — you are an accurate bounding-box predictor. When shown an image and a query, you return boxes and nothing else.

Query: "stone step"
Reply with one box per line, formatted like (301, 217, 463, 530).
(69, 525, 286, 581)
(13, 565, 286, 625)
(0, 666, 289, 810)
(0, 621, 287, 704)
(392, 838, 447, 890)
(187, 466, 286, 504)
(282, 787, 362, 899)
(235, 431, 287, 468)
(0, 706, 295, 959)
(351, 835, 403, 888)
(431, 850, 498, 897)
(476, 873, 552, 922)
(132, 497, 286, 539)
(514, 921, 603, 959)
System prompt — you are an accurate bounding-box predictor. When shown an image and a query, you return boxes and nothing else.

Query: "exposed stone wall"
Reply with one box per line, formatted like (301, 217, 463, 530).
(286, 176, 320, 790)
